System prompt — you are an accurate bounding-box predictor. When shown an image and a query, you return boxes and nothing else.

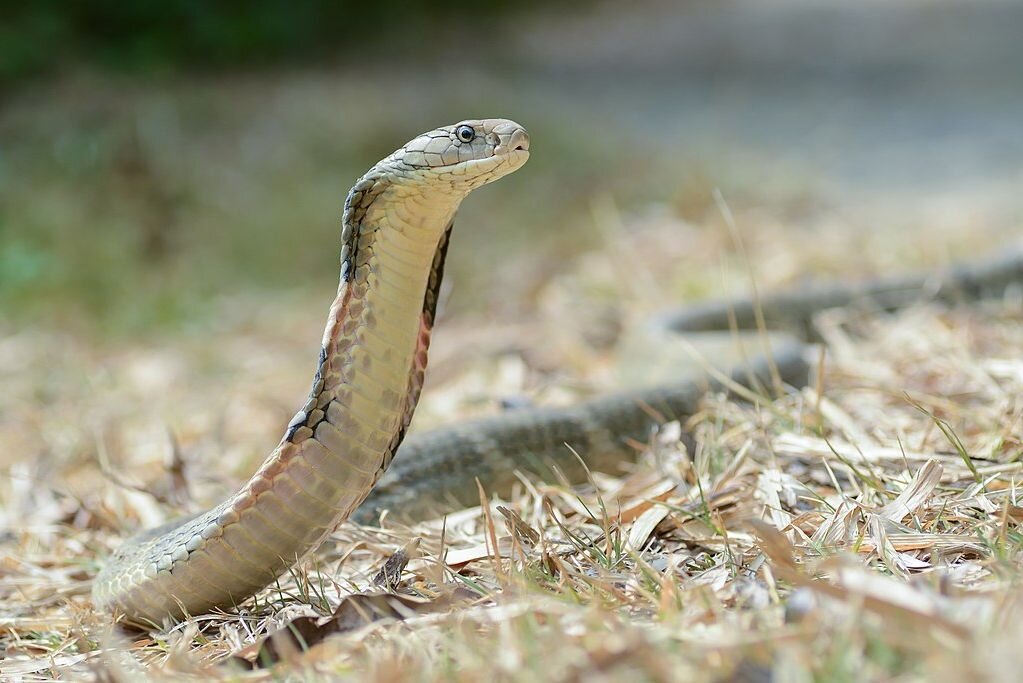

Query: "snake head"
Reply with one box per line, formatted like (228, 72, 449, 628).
(393, 118, 530, 190)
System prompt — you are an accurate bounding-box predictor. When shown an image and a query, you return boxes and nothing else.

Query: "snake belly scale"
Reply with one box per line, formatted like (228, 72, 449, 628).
(92, 119, 530, 625)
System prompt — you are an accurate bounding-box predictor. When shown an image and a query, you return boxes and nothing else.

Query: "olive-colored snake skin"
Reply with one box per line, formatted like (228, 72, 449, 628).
(93, 118, 1023, 627)
(355, 247, 1023, 522)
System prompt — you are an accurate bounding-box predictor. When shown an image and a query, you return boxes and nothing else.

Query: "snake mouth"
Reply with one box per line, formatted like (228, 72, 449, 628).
(499, 148, 530, 163)
(486, 148, 530, 177)
(465, 140, 529, 181)
(491, 130, 530, 176)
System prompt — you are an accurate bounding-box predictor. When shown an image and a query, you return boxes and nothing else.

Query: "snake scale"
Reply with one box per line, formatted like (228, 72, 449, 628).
(93, 118, 1023, 627)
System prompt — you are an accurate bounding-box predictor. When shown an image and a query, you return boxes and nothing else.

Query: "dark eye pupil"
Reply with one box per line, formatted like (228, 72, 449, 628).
(457, 126, 474, 142)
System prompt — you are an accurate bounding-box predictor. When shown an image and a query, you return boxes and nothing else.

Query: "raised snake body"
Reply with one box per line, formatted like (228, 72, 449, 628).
(93, 119, 530, 624)
(94, 119, 1023, 627)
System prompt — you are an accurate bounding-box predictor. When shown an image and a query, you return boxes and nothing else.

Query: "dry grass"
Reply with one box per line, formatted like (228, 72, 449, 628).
(3, 207, 1023, 680)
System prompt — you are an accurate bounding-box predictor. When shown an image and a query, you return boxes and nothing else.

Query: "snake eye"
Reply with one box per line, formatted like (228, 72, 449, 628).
(455, 125, 475, 143)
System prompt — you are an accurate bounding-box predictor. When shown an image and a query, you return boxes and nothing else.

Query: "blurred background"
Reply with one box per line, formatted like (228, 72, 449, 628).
(3, 0, 1021, 333)
(1, 0, 1022, 490)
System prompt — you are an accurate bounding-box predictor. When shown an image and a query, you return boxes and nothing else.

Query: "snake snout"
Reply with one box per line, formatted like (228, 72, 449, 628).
(494, 127, 529, 156)
(509, 129, 529, 152)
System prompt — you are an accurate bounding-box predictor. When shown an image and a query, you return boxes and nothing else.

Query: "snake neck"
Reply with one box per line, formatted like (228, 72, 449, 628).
(276, 171, 461, 473)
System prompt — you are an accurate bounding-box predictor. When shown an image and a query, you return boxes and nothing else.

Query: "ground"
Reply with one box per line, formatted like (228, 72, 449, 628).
(3, 197, 1023, 679)
(3, 1, 1023, 679)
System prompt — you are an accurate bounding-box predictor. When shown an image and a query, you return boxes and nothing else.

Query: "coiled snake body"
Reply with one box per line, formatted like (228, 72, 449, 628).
(93, 118, 1023, 626)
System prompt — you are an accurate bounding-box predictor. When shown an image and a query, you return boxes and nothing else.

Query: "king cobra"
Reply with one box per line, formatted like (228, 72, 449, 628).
(93, 119, 530, 624)
(94, 118, 1023, 626)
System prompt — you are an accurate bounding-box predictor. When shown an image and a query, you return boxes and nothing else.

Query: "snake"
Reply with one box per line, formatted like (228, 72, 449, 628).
(93, 118, 530, 625)
(92, 118, 1023, 627)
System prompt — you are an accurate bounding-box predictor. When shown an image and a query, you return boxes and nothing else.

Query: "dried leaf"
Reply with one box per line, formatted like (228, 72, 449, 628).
(233, 591, 460, 668)
(372, 538, 421, 590)
(878, 460, 942, 522)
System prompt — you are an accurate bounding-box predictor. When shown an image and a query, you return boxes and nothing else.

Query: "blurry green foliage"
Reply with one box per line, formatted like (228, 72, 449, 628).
(0, 0, 555, 83)
(0, 74, 632, 335)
